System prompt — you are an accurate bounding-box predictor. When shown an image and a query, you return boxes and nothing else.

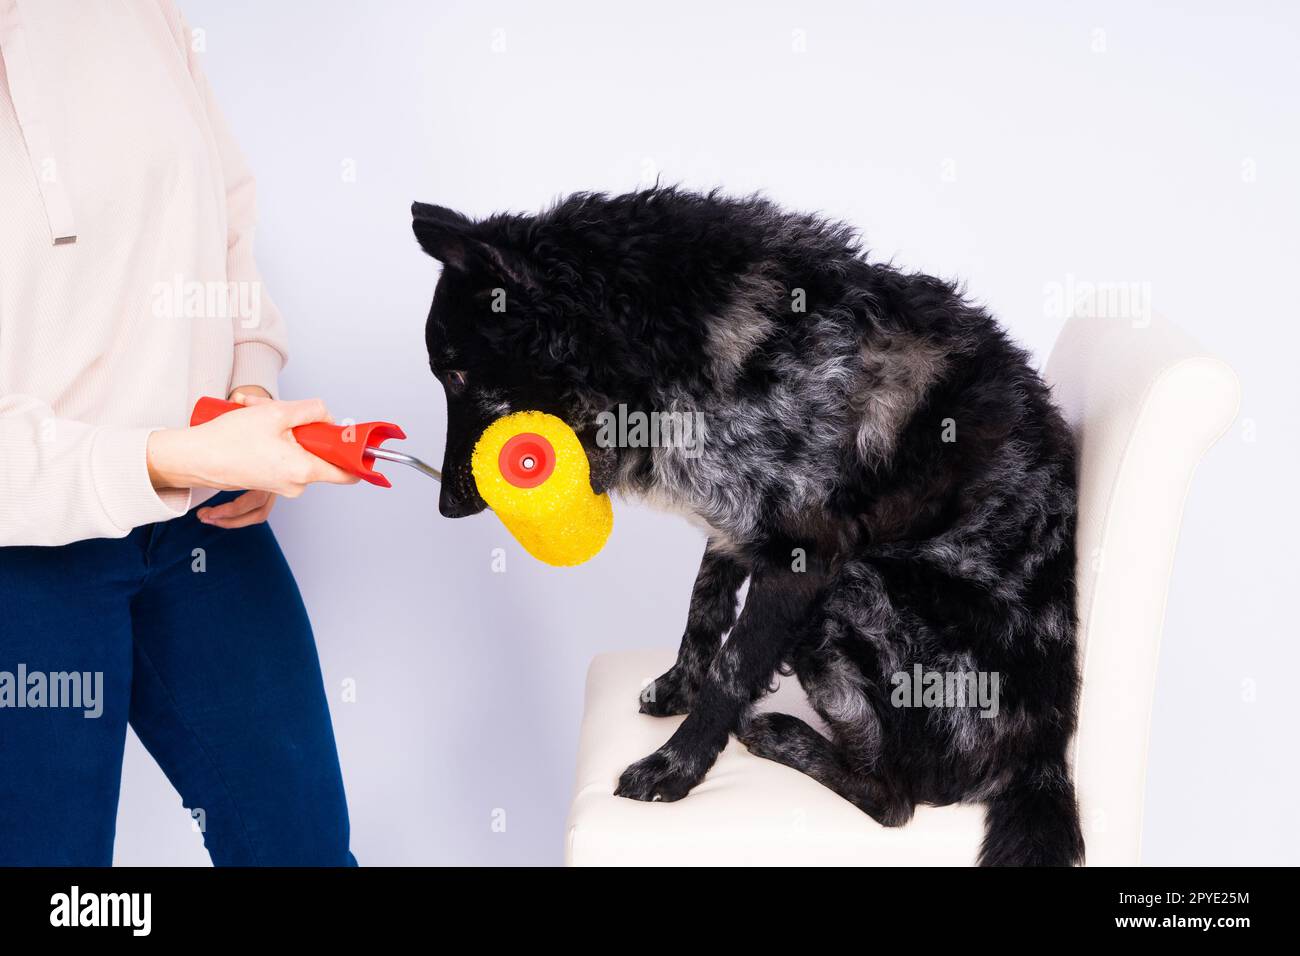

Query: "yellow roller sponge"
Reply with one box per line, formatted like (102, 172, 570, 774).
(470, 411, 613, 567)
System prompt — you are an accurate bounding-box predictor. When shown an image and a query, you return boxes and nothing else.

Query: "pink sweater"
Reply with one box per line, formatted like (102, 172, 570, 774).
(0, 0, 287, 546)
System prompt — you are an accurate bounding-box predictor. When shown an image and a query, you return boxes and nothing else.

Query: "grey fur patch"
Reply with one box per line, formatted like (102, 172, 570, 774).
(704, 267, 781, 388)
(853, 333, 949, 467)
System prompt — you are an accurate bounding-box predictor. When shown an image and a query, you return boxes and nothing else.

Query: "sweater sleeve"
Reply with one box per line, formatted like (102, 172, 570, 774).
(0, 395, 189, 546)
(163, 0, 289, 399)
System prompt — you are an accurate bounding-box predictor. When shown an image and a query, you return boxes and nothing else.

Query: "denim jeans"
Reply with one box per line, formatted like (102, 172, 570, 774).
(0, 492, 354, 865)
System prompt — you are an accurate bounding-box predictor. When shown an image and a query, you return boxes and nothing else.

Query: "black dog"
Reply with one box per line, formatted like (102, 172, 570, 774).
(413, 188, 1084, 866)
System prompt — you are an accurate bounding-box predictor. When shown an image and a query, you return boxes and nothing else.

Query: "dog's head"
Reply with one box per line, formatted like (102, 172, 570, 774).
(411, 201, 623, 518)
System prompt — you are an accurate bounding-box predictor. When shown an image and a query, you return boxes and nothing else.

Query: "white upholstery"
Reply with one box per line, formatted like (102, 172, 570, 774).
(566, 314, 1240, 866)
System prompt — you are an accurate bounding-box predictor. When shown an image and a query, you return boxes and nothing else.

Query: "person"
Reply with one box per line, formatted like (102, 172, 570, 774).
(0, 0, 358, 865)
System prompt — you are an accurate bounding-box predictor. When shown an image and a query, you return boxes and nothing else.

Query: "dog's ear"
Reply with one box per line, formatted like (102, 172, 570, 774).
(412, 201, 540, 293)
(412, 202, 475, 268)
(577, 422, 619, 495)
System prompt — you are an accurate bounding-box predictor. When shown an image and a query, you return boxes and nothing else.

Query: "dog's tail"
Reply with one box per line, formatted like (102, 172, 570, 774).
(978, 763, 1084, 867)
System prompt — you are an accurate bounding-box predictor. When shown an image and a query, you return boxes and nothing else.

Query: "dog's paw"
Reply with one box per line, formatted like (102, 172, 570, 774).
(638, 667, 695, 717)
(737, 712, 803, 761)
(614, 749, 703, 802)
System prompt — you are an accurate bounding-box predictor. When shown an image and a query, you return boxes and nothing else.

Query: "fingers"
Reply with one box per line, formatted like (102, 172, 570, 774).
(219, 396, 363, 494)
(197, 490, 276, 528)
(307, 458, 364, 486)
(199, 489, 268, 521)
(273, 450, 361, 497)
(270, 399, 361, 486)
(229, 385, 273, 404)
(276, 398, 335, 429)
(231, 391, 272, 407)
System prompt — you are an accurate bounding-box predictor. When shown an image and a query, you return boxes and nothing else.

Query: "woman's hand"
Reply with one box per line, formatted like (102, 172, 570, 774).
(197, 488, 276, 528)
(195, 386, 279, 528)
(146, 391, 360, 504)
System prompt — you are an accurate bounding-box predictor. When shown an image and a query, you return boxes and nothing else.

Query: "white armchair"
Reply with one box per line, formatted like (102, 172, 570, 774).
(565, 314, 1240, 865)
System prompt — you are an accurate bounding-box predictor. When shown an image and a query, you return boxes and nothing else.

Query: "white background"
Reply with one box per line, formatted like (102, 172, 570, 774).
(115, 0, 1299, 865)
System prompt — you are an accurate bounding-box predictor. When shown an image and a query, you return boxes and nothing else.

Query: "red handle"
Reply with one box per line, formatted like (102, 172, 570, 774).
(190, 396, 406, 488)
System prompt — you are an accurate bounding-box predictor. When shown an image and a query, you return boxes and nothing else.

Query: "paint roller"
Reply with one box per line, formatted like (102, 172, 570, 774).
(469, 410, 613, 567)
(189, 398, 612, 566)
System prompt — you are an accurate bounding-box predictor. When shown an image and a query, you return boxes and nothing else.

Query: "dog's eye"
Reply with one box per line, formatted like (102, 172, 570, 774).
(445, 370, 468, 395)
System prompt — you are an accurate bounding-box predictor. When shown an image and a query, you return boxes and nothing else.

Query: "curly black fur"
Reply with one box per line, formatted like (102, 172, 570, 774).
(413, 187, 1084, 866)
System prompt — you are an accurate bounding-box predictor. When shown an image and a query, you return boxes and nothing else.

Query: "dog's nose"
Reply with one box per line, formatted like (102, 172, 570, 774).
(439, 482, 486, 519)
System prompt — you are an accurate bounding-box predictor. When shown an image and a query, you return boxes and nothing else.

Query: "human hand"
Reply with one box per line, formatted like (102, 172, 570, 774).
(194, 386, 279, 526)
(196, 489, 277, 529)
(147, 396, 360, 498)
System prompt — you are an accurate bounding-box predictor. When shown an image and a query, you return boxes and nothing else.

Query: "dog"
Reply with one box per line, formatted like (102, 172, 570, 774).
(412, 187, 1084, 866)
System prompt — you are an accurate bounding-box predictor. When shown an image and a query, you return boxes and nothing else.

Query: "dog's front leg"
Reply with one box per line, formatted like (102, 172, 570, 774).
(639, 544, 749, 716)
(616, 556, 821, 802)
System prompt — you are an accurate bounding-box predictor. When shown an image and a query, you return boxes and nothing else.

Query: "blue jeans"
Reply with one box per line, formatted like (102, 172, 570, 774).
(0, 493, 354, 866)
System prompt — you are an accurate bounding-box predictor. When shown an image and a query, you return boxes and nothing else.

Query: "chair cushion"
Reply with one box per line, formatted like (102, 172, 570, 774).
(566, 649, 985, 866)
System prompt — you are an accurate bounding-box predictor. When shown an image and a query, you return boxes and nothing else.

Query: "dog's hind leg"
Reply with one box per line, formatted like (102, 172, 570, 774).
(739, 712, 914, 827)
(639, 543, 748, 717)
(742, 592, 917, 825)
